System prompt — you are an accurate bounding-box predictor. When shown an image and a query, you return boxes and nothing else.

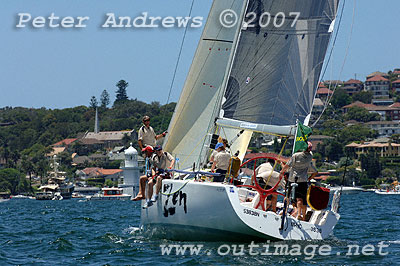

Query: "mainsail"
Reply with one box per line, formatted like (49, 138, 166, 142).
(218, 0, 339, 135)
(164, 0, 248, 170)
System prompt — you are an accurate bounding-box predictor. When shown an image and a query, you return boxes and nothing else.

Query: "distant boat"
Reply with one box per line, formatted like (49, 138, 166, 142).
(86, 188, 131, 201)
(375, 183, 400, 195)
(35, 155, 74, 200)
(328, 186, 364, 193)
(10, 195, 35, 199)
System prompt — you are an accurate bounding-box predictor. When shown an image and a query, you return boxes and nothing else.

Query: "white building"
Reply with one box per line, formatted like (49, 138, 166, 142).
(120, 143, 140, 197)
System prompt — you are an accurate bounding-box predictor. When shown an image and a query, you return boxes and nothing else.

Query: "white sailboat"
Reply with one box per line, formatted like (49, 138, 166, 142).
(141, 0, 341, 241)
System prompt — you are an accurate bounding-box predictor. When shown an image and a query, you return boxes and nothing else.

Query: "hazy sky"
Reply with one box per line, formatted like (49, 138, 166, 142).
(1, 0, 399, 109)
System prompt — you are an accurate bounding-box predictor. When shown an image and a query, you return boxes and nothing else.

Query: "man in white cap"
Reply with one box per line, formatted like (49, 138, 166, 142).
(282, 141, 318, 221)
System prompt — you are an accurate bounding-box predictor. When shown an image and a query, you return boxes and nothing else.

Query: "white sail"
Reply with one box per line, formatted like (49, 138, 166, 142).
(164, 0, 248, 170)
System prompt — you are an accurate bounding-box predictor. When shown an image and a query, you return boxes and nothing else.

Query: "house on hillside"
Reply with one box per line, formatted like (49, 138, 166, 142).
(76, 167, 123, 183)
(342, 101, 400, 121)
(342, 79, 362, 96)
(365, 121, 400, 137)
(365, 75, 390, 99)
(345, 141, 400, 158)
(392, 79, 400, 93)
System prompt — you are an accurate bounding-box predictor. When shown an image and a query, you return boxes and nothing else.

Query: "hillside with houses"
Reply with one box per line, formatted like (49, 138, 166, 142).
(1, 70, 400, 194)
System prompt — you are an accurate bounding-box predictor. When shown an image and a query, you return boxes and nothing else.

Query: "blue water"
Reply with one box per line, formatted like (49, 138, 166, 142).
(0, 192, 399, 265)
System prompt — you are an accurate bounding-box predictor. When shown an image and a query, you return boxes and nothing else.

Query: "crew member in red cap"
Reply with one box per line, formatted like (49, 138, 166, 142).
(132, 145, 155, 201)
(281, 141, 317, 220)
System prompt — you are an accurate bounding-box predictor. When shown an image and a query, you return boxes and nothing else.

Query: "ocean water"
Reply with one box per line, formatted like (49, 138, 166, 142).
(0, 192, 399, 266)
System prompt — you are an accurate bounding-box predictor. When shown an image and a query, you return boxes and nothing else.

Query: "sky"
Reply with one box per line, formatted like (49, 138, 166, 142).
(0, 0, 399, 109)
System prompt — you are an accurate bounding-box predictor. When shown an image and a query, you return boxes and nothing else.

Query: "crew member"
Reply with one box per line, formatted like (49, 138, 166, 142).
(211, 142, 231, 182)
(252, 158, 284, 212)
(132, 146, 155, 201)
(281, 142, 318, 221)
(146, 145, 174, 207)
(138, 115, 167, 151)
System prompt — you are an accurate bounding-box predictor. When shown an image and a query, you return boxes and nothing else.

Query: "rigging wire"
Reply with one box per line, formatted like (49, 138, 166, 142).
(160, 0, 196, 130)
(311, 0, 356, 127)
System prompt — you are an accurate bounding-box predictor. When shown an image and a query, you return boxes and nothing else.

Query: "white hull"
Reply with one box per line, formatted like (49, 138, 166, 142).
(375, 190, 400, 195)
(328, 186, 364, 193)
(141, 180, 340, 241)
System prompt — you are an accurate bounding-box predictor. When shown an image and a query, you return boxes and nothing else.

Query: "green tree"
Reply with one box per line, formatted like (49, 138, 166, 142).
(0, 168, 25, 194)
(114, 80, 129, 105)
(352, 91, 372, 104)
(360, 153, 381, 179)
(345, 106, 380, 122)
(331, 88, 352, 108)
(100, 89, 110, 108)
(89, 96, 98, 109)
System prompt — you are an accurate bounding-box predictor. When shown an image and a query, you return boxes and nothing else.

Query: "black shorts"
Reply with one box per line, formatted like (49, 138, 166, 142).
(288, 182, 308, 203)
(214, 169, 226, 182)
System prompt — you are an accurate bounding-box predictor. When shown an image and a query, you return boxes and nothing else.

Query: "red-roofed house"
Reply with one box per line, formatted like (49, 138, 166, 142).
(77, 167, 123, 182)
(316, 88, 333, 100)
(345, 141, 400, 158)
(365, 75, 390, 98)
(367, 71, 389, 79)
(393, 69, 400, 78)
(52, 138, 77, 147)
(343, 79, 363, 96)
(342, 101, 400, 121)
(392, 79, 400, 93)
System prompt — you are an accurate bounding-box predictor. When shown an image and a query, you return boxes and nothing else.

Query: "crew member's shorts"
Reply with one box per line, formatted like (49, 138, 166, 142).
(288, 182, 308, 204)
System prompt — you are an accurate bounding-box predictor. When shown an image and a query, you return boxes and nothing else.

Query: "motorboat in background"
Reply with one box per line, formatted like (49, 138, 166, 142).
(87, 187, 131, 201)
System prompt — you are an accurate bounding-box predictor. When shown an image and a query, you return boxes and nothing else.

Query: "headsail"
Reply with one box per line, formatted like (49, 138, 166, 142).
(164, 0, 248, 170)
(218, 0, 339, 136)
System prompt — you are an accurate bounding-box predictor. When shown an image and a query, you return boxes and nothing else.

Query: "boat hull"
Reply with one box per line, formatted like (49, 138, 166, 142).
(141, 180, 340, 241)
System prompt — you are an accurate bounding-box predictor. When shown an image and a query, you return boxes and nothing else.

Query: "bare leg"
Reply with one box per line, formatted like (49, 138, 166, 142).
(296, 198, 306, 220)
(132, 175, 148, 200)
(155, 176, 163, 195)
(147, 179, 154, 200)
(271, 194, 278, 213)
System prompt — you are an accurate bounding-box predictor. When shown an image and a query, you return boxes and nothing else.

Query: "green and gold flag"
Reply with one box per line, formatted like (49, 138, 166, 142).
(293, 121, 312, 153)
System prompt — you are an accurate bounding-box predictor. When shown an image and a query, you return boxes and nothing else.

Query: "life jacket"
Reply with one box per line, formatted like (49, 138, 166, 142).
(226, 156, 241, 181)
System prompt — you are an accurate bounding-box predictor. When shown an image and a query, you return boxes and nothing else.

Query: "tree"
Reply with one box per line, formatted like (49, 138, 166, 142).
(0, 168, 25, 194)
(344, 106, 380, 122)
(331, 88, 351, 108)
(352, 91, 372, 104)
(100, 89, 110, 108)
(89, 96, 98, 109)
(360, 153, 381, 179)
(114, 80, 129, 105)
